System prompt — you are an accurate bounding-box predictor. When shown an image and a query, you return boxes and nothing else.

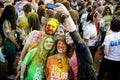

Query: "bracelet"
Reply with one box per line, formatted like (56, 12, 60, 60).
(20, 75, 24, 78)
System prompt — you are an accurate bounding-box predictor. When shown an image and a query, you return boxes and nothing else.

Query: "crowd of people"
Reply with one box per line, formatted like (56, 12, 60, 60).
(0, 0, 120, 80)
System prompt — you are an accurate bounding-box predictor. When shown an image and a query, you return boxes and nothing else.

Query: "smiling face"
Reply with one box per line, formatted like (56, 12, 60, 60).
(57, 40, 67, 54)
(45, 19, 59, 35)
(44, 37, 54, 50)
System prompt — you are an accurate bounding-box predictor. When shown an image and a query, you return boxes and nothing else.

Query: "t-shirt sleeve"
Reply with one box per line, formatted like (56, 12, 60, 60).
(22, 48, 37, 65)
(3, 20, 11, 33)
(25, 33, 32, 45)
(103, 35, 110, 46)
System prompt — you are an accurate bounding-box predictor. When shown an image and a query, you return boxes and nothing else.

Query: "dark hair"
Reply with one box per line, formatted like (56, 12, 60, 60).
(110, 16, 120, 32)
(86, 6, 92, 13)
(55, 35, 73, 57)
(37, 5, 46, 24)
(0, 5, 16, 29)
(0, 1, 4, 8)
(23, 3, 32, 14)
(114, 5, 120, 12)
(38, 0, 44, 6)
(87, 11, 98, 22)
(102, 6, 112, 17)
(78, 1, 85, 9)
(0, 5, 16, 39)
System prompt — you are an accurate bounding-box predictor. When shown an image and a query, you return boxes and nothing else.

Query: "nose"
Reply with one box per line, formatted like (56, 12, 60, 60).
(59, 43, 63, 48)
(49, 25, 53, 30)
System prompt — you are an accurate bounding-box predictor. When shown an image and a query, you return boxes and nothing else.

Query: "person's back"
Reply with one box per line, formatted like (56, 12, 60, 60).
(98, 16, 120, 80)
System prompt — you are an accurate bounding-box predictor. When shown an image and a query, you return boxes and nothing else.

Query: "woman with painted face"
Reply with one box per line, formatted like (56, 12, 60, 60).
(20, 35, 55, 80)
(54, 3, 97, 80)
(45, 36, 72, 80)
(54, 26, 66, 40)
(19, 16, 59, 64)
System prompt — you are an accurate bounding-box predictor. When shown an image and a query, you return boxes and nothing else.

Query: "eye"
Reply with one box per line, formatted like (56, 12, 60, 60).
(60, 31, 63, 33)
(45, 41, 48, 43)
(50, 41, 53, 43)
(47, 24, 51, 27)
(52, 26, 55, 28)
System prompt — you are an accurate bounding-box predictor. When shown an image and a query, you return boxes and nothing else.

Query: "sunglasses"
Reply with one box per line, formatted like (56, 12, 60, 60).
(57, 58, 63, 68)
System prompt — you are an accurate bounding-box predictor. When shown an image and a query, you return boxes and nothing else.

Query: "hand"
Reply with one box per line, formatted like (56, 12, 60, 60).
(55, 3, 76, 32)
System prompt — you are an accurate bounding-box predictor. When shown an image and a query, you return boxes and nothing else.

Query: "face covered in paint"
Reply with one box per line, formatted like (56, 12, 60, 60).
(44, 37, 54, 51)
(45, 18, 59, 35)
(54, 26, 65, 40)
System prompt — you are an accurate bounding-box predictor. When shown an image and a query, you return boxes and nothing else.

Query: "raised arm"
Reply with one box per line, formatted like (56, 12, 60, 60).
(54, 3, 93, 65)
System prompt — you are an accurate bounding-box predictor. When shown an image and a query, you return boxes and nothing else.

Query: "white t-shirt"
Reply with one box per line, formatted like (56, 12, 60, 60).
(81, 12, 88, 30)
(103, 32, 120, 61)
(83, 22, 97, 46)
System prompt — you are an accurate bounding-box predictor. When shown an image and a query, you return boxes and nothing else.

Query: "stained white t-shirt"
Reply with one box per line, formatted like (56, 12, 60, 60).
(83, 22, 97, 46)
(103, 32, 120, 61)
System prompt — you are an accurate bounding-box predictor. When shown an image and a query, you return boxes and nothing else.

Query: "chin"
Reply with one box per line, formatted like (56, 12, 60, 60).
(58, 51, 63, 53)
(46, 48, 51, 51)
(47, 32, 53, 35)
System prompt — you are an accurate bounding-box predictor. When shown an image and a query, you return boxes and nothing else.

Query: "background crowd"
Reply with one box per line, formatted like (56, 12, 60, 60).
(0, 0, 120, 80)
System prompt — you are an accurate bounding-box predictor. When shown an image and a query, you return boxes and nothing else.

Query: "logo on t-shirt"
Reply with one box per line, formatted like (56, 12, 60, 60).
(110, 39, 120, 46)
(50, 65, 68, 80)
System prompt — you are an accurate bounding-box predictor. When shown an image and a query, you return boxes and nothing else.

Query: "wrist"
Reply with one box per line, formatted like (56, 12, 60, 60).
(65, 16, 76, 32)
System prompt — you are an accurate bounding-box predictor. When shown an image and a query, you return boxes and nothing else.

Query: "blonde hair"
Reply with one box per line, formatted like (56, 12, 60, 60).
(33, 35, 55, 66)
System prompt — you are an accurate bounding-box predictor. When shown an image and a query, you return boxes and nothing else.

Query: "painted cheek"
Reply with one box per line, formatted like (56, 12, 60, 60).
(49, 43, 53, 49)
(45, 26, 51, 33)
(52, 27, 57, 33)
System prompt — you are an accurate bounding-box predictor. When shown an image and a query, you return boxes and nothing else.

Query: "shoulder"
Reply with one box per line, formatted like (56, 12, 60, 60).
(3, 20, 11, 28)
(28, 30, 46, 39)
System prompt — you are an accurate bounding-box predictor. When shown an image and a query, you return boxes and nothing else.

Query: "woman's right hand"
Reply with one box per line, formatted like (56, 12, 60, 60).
(54, 3, 76, 32)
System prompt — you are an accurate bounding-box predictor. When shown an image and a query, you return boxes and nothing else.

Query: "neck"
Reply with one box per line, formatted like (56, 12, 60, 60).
(58, 53, 66, 59)
(91, 21, 95, 24)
